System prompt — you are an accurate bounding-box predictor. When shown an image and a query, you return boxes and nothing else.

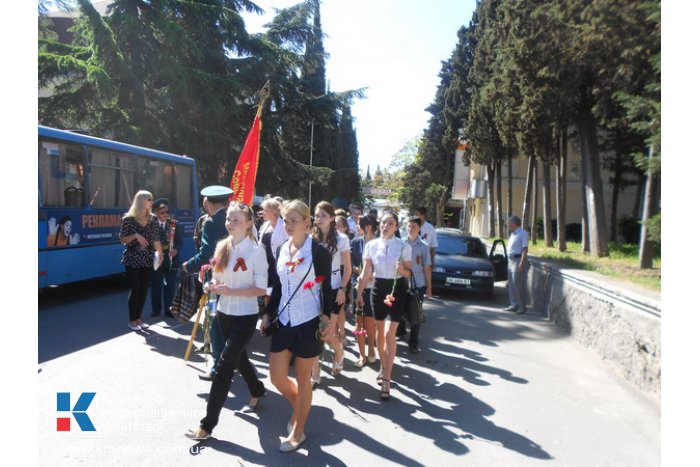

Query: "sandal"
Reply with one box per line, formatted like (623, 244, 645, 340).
(331, 359, 343, 376)
(353, 357, 365, 368)
(380, 379, 391, 400)
(331, 350, 344, 376)
(376, 368, 384, 386)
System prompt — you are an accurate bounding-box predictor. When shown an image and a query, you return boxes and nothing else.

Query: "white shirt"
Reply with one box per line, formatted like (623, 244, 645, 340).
(419, 220, 438, 248)
(323, 232, 350, 290)
(347, 217, 359, 238)
(276, 235, 320, 326)
(259, 218, 289, 260)
(212, 237, 268, 316)
(363, 236, 412, 279)
(507, 227, 529, 256)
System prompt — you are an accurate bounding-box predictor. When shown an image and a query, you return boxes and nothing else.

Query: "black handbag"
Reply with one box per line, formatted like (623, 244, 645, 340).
(404, 271, 424, 327)
(170, 273, 203, 323)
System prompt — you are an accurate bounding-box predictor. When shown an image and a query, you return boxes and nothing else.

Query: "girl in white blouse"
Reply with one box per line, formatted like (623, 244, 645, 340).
(311, 201, 352, 380)
(186, 202, 268, 440)
(260, 200, 334, 452)
(356, 211, 412, 400)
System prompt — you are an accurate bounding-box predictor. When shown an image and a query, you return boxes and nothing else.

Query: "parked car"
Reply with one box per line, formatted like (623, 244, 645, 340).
(431, 228, 508, 298)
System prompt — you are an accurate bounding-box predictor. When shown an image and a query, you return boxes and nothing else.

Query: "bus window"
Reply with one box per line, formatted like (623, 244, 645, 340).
(138, 158, 174, 204)
(174, 164, 193, 209)
(87, 148, 134, 208)
(39, 139, 85, 207)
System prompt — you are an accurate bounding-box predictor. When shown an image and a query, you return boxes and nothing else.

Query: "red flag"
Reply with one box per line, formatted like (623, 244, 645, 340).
(229, 115, 261, 205)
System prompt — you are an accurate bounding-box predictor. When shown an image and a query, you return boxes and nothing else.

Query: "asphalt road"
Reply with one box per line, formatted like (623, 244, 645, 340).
(38, 277, 660, 466)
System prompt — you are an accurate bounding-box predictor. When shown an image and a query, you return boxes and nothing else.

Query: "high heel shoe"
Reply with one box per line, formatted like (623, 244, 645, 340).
(380, 379, 391, 400)
(331, 350, 344, 376)
(376, 368, 384, 385)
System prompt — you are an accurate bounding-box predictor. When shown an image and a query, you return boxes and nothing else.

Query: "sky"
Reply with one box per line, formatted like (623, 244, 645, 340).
(241, 0, 477, 173)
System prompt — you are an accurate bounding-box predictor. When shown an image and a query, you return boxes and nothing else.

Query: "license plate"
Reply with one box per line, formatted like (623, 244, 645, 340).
(446, 277, 471, 285)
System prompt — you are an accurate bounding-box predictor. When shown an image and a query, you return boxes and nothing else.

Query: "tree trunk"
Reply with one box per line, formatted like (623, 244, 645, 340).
(543, 161, 554, 247)
(578, 87, 609, 257)
(507, 155, 513, 217)
(487, 164, 496, 238)
(531, 161, 538, 244)
(522, 155, 535, 234)
(610, 149, 623, 242)
(639, 145, 658, 269)
(556, 130, 568, 252)
(436, 186, 449, 228)
(496, 162, 504, 238)
(580, 135, 590, 253)
(633, 171, 644, 219)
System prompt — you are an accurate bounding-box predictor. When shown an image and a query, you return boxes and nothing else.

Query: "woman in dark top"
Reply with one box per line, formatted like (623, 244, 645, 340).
(119, 190, 163, 331)
(260, 200, 333, 452)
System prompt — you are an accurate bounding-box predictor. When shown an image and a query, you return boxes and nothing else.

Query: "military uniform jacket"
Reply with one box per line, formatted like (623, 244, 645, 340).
(156, 217, 184, 271)
(184, 207, 228, 273)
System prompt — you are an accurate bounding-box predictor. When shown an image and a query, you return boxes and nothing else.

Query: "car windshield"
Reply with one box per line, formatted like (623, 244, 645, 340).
(436, 235, 485, 257)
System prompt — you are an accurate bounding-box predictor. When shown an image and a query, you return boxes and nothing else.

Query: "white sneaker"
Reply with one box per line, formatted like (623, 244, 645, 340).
(128, 322, 141, 331)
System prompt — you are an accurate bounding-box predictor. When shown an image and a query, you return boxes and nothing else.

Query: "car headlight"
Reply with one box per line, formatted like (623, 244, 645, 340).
(434, 267, 446, 273)
(472, 270, 493, 277)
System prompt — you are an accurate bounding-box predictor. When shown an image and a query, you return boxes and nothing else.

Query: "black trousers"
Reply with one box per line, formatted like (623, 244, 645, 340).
(125, 266, 152, 322)
(200, 313, 265, 434)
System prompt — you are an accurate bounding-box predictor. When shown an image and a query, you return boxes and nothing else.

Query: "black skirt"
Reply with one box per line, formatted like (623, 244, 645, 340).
(270, 316, 323, 359)
(371, 277, 407, 322)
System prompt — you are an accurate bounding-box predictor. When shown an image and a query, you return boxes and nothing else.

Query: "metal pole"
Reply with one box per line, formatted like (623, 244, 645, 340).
(308, 118, 314, 206)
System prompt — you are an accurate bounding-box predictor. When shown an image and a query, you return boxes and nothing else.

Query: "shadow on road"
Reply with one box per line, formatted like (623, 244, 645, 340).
(39, 277, 557, 462)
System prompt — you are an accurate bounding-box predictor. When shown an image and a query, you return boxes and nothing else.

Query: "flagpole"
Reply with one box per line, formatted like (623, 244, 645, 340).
(257, 80, 271, 118)
(308, 118, 315, 207)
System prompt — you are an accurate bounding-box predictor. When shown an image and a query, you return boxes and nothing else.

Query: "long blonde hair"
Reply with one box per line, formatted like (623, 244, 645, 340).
(124, 190, 153, 219)
(212, 202, 257, 273)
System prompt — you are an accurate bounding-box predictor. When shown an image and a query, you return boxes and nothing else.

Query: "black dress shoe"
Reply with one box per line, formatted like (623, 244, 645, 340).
(198, 370, 215, 381)
(409, 346, 421, 354)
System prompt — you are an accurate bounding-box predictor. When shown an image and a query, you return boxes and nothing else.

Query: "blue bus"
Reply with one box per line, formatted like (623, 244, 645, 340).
(38, 126, 198, 288)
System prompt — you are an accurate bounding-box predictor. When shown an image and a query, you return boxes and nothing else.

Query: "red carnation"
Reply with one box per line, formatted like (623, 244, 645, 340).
(303, 281, 315, 290)
(314, 275, 325, 284)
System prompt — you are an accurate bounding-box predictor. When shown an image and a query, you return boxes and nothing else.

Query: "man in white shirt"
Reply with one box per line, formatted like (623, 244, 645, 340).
(415, 207, 438, 269)
(347, 203, 363, 238)
(504, 215, 529, 314)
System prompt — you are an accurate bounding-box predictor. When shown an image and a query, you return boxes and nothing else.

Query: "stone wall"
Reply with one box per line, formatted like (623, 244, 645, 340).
(527, 259, 661, 397)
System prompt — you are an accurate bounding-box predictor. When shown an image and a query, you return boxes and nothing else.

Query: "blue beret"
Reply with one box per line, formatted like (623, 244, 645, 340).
(200, 185, 233, 197)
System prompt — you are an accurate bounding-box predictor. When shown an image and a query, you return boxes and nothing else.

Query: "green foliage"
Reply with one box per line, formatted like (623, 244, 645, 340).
(38, 0, 363, 202)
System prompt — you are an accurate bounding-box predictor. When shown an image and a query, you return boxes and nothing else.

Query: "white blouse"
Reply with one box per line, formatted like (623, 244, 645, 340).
(323, 232, 350, 290)
(259, 217, 289, 260)
(363, 236, 412, 280)
(212, 237, 268, 316)
(276, 235, 320, 327)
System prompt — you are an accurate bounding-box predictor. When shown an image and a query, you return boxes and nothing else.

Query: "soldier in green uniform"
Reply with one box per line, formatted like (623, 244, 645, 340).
(182, 186, 232, 381)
